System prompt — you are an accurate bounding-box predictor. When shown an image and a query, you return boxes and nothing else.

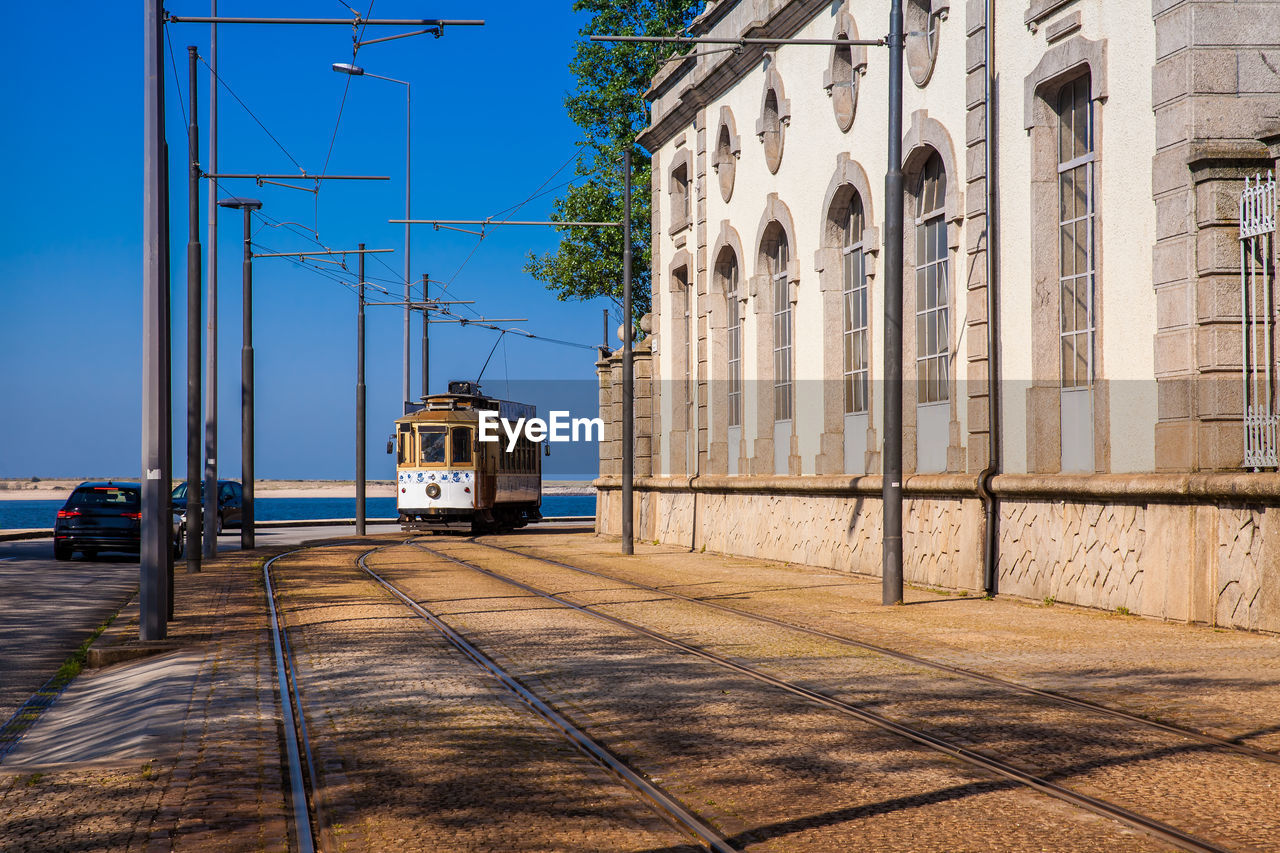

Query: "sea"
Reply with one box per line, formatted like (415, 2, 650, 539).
(0, 493, 596, 532)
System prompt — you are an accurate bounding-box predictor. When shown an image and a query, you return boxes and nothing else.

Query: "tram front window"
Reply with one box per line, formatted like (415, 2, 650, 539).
(417, 426, 447, 465)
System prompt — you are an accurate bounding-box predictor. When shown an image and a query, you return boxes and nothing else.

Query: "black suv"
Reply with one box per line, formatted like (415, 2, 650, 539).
(53, 482, 182, 561)
(171, 480, 243, 535)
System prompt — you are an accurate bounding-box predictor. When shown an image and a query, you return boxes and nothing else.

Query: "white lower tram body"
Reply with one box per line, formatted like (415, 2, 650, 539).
(398, 468, 476, 514)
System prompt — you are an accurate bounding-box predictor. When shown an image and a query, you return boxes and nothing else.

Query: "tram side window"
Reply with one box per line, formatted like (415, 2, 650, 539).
(451, 427, 472, 465)
(417, 426, 447, 465)
(397, 425, 412, 465)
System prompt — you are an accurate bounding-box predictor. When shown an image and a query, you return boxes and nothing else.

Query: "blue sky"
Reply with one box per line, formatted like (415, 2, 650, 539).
(0, 1, 617, 481)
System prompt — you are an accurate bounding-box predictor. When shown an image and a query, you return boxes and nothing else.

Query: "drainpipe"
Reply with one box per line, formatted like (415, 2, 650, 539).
(977, 0, 1001, 595)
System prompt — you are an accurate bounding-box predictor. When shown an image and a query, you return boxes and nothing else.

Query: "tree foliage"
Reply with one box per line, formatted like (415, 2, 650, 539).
(525, 0, 702, 325)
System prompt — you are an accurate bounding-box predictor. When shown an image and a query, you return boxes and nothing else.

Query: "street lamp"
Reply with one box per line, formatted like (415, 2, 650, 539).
(332, 61, 415, 410)
(217, 196, 262, 550)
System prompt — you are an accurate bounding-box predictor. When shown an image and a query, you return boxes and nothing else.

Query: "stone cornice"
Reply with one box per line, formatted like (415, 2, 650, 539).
(637, 0, 836, 153)
(594, 472, 1280, 503)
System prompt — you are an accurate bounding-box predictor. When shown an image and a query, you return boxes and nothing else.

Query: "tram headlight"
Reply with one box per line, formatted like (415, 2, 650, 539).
(425, 483, 441, 499)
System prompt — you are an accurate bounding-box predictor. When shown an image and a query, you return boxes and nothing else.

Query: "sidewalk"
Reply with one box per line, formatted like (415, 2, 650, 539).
(0, 544, 299, 852)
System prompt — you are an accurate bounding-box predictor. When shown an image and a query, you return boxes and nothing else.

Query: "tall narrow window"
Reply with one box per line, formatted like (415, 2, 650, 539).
(722, 256, 743, 429)
(915, 152, 949, 404)
(1058, 75, 1095, 390)
(843, 193, 869, 414)
(771, 234, 793, 421)
(671, 162, 690, 229)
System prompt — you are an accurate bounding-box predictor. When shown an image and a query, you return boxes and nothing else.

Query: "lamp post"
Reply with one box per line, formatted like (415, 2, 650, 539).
(217, 196, 262, 550)
(332, 61, 413, 412)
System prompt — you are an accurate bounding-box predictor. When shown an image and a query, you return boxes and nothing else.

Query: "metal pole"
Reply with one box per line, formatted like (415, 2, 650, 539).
(186, 45, 203, 572)
(162, 138, 174, 622)
(203, 1, 219, 560)
(882, 0, 905, 606)
(430, 270, 435, 397)
(980, 0, 1001, 596)
(622, 149, 634, 555)
(141, 0, 167, 640)
(357, 244, 366, 536)
(403, 82, 412, 413)
(241, 207, 255, 550)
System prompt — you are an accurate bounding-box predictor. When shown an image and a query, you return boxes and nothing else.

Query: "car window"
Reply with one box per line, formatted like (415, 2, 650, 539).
(220, 483, 237, 502)
(172, 483, 187, 500)
(69, 487, 140, 508)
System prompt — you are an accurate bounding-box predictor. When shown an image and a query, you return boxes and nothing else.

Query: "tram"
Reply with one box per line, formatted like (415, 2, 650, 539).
(392, 380, 542, 532)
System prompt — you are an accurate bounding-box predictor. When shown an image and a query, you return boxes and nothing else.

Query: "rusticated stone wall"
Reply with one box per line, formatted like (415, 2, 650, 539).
(597, 479, 984, 592)
(597, 478, 1279, 633)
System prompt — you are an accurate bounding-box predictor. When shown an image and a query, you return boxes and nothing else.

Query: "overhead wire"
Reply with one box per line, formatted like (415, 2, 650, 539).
(197, 55, 306, 174)
(431, 148, 590, 319)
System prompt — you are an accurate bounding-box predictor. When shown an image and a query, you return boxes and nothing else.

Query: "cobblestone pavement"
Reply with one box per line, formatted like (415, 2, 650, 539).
(269, 543, 699, 853)
(452, 532, 1280, 850)
(1, 530, 1276, 852)
(366, 541, 1174, 852)
(0, 546, 295, 853)
(0, 546, 138, 723)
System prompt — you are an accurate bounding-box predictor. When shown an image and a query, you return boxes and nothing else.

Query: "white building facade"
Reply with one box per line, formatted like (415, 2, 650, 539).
(597, 0, 1280, 631)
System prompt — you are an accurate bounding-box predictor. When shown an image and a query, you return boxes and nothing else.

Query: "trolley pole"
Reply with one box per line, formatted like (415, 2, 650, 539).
(421, 273, 429, 401)
(356, 244, 367, 536)
(203, 0, 219, 561)
(141, 0, 169, 640)
(217, 198, 263, 549)
(622, 148, 634, 556)
(185, 45, 203, 572)
(882, 0, 906, 605)
(241, 204, 255, 550)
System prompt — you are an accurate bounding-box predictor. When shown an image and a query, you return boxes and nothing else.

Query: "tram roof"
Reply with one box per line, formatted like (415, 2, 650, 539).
(401, 393, 536, 422)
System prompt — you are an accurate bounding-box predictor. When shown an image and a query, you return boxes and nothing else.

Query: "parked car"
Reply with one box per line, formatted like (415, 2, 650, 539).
(171, 480, 243, 535)
(53, 482, 182, 561)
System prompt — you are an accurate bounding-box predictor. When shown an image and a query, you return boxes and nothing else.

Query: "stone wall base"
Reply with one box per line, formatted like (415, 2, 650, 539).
(596, 485, 1278, 633)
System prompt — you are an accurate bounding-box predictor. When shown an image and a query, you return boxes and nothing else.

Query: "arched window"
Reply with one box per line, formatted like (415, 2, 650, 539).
(768, 230, 793, 422)
(1058, 73, 1095, 391)
(915, 151, 949, 405)
(842, 193, 868, 414)
(718, 252, 743, 429)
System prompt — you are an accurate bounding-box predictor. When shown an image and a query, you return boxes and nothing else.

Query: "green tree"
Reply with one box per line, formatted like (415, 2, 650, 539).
(525, 0, 702, 327)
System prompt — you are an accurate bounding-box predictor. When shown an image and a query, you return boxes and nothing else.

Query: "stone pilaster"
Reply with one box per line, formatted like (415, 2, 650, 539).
(1151, 0, 1278, 471)
(963, 0, 991, 474)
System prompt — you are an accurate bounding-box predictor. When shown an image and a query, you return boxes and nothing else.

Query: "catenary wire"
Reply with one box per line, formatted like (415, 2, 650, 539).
(197, 55, 306, 173)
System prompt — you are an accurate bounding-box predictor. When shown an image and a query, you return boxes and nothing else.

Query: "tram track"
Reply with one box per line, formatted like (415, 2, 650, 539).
(264, 540, 730, 852)
(264, 547, 327, 853)
(409, 538, 1248, 853)
(468, 538, 1280, 767)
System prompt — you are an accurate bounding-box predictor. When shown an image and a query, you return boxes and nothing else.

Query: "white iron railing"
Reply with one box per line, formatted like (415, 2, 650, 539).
(1240, 172, 1277, 469)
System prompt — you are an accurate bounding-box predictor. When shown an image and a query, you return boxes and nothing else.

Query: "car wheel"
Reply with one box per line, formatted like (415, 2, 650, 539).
(216, 514, 224, 536)
(54, 544, 72, 561)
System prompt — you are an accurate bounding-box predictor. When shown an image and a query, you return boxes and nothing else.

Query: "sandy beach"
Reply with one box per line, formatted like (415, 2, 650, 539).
(0, 478, 595, 501)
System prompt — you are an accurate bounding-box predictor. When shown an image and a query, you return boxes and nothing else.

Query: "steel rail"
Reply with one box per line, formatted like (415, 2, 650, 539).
(469, 540, 1280, 767)
(410, 540, 1233, 853)
(263, 549, 318, 853)
(356, 551, 738, 853)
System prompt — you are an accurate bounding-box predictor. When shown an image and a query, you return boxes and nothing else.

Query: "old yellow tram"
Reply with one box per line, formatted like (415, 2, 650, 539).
(392, 381, 542, 532)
